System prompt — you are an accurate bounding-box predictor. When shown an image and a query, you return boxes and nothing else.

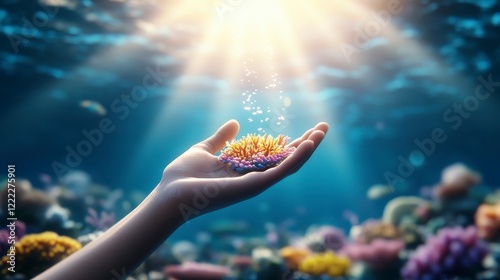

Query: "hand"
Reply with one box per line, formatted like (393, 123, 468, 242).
(158, 119, 329, 221)
(34, 120, 328, 280)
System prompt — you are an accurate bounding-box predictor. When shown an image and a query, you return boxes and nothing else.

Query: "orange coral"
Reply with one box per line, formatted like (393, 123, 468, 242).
(475, 203, 500, 240)
(279, 246, 311, 269)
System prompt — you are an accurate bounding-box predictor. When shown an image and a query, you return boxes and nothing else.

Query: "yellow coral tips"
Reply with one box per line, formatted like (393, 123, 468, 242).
(219, 134, 295, 173)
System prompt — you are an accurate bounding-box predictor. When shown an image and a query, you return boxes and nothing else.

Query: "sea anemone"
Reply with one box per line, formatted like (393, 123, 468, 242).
(219, 134, 295, 173)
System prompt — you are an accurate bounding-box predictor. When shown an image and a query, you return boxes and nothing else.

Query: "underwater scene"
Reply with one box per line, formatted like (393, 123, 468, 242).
(1, 0, 500, 279)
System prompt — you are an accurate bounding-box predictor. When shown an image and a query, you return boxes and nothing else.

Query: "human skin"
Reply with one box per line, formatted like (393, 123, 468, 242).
(34, 119, 329, 280)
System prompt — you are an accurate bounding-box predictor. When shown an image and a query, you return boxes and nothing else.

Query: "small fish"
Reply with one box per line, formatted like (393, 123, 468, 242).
(367, 184, 394, 200)
(342, 210, 359, 226)
(80, 100, 107, 116)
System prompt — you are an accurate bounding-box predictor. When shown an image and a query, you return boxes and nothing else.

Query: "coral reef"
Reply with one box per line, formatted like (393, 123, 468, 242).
(401, 226, 488, 279)
(433, 163, 481, 200)
(251, 247, 283, 279)
(297, 251, 350, 277)
(0, 180, 55, 224)
(279, 246, 311, 269)
(341, 239, 404, 270)
(76, 230, 105, 246)
(4, 164, 500, 280)
(304, 225, 347, 252)
(475, 203, 500, 241)
(172, 240, 198, 263)
(0, 221, 26, 256)
(85, 207, 116, 231)
(219, 134, 295, 173)
(354, 220, 401, 244)
(0, 231, 81, 278)
(398, 220, 424, 249)
(382, 196, 431, 226)
(230, 255, 253, 270)
(164, 262, 230, 280)
(230, 255, 254, 279)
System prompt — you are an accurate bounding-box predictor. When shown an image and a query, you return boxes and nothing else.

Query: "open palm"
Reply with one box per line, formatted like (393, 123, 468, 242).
(160, 119, 329, 220)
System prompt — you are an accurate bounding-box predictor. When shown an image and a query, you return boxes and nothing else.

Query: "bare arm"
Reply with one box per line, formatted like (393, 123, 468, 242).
(34, 120, 328, 280)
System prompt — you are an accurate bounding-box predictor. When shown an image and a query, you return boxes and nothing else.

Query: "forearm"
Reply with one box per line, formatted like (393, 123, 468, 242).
(34, 183, 184, 280)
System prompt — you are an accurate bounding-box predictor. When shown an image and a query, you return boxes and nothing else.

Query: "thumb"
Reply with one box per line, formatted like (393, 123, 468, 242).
(196, 120, 240, 154)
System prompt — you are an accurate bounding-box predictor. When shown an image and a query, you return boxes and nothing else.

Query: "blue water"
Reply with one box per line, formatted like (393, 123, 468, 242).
(1, 0, 500, 278)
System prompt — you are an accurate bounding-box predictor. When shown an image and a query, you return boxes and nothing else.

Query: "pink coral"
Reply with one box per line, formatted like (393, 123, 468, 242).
(230, 255, 253, 271)
(164, 262, 230, 280)
(341, 239, 404, 269)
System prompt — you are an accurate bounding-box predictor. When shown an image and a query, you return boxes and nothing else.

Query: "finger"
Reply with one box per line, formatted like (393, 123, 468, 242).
(288, 122, 329, 148)
(287, 127, 316, 148)
(249, 128, 326, 186)
(195, 120, 240, 154)
(308, 129, 326, 148)
(246, 139, 315, 190)
(314, 122, 329, 135)
(200, 140, 317, 202)
(288, 130, 326, 174)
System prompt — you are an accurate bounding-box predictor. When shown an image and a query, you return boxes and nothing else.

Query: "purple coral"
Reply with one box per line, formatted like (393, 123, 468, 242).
(401, 226, 488, 279)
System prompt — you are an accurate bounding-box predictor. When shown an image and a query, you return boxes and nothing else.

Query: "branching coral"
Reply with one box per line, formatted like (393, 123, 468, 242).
(401, 226, 488, 279)
(85, 207, 116, 231)
(297, 251, 350, 277)
(219, 134, 295, 173)
(0, 231, 81, 278)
